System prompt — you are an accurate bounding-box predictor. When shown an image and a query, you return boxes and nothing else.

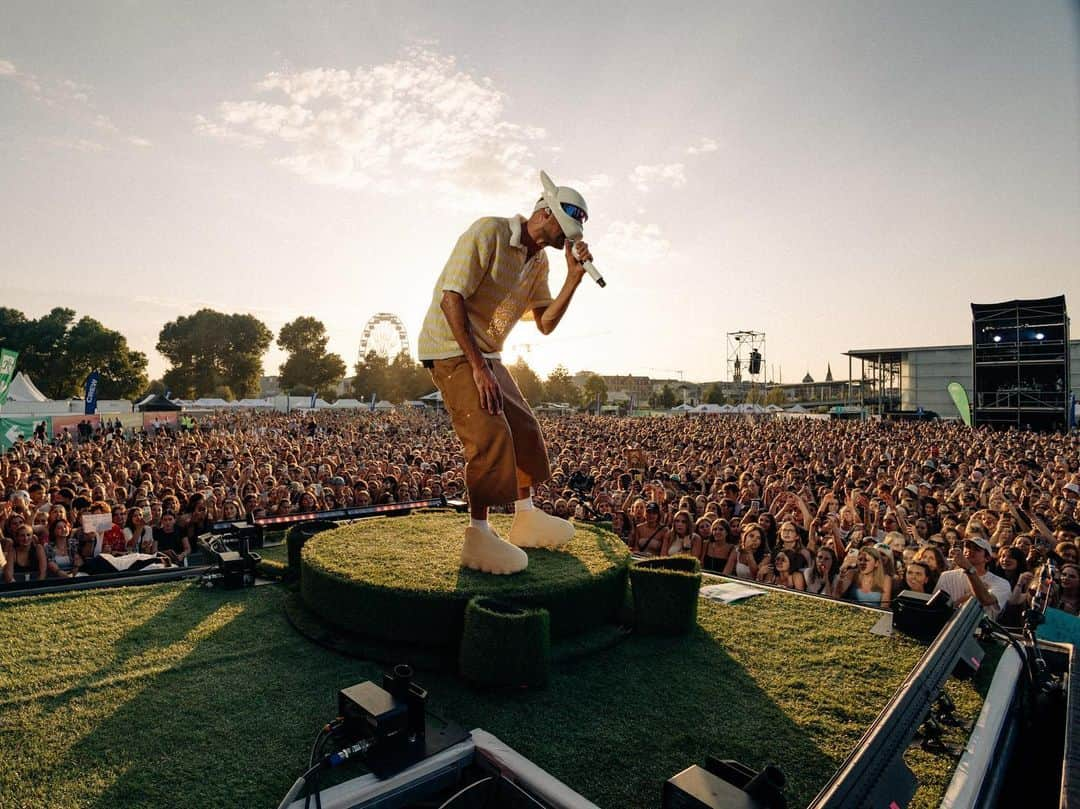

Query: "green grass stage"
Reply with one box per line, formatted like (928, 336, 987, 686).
(0, 576, 986, 808)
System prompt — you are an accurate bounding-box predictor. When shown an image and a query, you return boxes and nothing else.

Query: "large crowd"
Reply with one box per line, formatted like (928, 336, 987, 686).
(2, 409, 1079, 624)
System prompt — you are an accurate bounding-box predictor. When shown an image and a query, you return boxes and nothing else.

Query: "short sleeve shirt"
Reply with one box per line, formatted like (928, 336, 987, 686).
(934, 568, 1011, 619)
(418, 216, 554, 361)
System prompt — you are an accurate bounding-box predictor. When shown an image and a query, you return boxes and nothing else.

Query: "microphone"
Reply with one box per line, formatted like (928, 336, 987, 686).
(571, 241, 606, 288)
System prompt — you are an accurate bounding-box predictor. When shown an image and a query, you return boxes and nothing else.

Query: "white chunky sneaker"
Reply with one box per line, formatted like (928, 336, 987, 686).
(508, 508, 576, 548)
(460, 525, 528, 574)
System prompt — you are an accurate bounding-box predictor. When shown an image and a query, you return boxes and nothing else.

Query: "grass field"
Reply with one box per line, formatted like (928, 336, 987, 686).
(0, 576, 986, 808)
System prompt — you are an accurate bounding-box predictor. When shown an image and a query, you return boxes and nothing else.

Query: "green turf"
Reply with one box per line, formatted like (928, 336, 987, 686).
(301, 513, 627, 596)
(0, 580, 986, 809)
(300, 513, 629, 645)
(258, 542, 288, 563)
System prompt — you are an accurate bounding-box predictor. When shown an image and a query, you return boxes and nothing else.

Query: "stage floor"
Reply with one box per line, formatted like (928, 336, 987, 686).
(0, 570, 988, 808)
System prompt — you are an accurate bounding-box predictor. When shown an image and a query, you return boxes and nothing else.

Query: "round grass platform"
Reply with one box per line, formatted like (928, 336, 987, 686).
(299, 512, 630, 648)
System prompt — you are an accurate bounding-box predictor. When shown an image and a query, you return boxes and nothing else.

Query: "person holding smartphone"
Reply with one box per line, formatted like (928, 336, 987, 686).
(934, 537, 1010, 619)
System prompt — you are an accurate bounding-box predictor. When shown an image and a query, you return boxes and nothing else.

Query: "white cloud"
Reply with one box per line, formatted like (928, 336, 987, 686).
(601, 220, 672, 264)
(561, 173, 613, 197)
(2, 56, 149, 149)
(197, 46, 546, 203)
(127, 136, 152, 147)
(686, 137, 719, 155)
(194, 114, 265, 148)
(628, 163, 686, 192)
(41, 136, 106, 153)
(92, 114, 119, 133)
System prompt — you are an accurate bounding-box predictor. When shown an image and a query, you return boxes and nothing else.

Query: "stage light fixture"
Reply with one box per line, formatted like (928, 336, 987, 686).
(992, 335, 1002, 343)
(1035, 332, 1045, 340)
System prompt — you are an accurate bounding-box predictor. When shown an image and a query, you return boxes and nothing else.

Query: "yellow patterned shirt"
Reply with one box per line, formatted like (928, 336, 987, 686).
(418, 215, 554, 361)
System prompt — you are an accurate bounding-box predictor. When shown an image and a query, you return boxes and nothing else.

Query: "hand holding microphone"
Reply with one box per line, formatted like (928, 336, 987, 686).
(540, 169, 606, 288)
(568, 240, 606, 288)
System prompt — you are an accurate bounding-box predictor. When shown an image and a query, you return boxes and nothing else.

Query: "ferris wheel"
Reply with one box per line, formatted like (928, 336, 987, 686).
(358, 312, 410, 362)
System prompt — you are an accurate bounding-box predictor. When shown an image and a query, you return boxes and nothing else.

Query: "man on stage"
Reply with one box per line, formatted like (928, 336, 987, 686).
(418, 173, 594, 574)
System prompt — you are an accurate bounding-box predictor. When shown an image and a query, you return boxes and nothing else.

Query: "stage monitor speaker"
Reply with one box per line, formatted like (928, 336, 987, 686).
(892, 589, 952, 642)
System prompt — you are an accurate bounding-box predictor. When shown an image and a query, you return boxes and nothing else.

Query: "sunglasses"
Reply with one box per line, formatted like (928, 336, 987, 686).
(561, 202, 587, 224)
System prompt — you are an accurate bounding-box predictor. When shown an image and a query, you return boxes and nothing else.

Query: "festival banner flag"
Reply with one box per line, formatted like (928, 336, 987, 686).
(946, 381, 971, 427)
(0, 417, 50, 450)
(84, 371, 101, 415)
(370, 392, 377, 412)
(0, 349, 18, 406)
(309, 390, 318, 409)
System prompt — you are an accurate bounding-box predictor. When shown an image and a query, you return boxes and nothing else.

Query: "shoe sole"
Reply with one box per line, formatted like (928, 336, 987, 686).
(460, 556, 526, 575)
(509, 536, 573, 548)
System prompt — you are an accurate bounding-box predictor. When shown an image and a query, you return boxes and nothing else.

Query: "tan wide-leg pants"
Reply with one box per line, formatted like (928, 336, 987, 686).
(428, 356, 551, 508)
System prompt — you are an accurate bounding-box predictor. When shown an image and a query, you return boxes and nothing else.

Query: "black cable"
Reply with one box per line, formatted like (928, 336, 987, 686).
(985, 618, 1029, 670)
(304, 725, 335, 809)
(309, 727, 328, 770)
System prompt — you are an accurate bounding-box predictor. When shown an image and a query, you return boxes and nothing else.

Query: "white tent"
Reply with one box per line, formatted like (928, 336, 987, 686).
(373, 400, 395, 411)
(719, 404, 736, 413)
(671, 403, 695, 412)
(236, 398, 274, 408)
(735, 403, 764, 414)
(692, 403, 724, 413)
(331, 398, 364, 409)
(765, 404, 783, 412)
(5, 372, 49, 403)
(420, 390, 444, 403)
(194, 397, 231, 408)
(786, 403, 808, 412)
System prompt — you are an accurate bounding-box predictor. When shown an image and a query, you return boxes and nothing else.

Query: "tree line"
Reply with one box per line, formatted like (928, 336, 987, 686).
(0, 305, 612, 407)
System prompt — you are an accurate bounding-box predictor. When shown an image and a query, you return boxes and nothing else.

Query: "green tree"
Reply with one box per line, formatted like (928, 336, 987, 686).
(651, 384, 677, 409)
(765, 386, 788, 406)
(64, 316, 149, 399)
(352, 350, 390, 403)
(704, 383, 728, 405)
(383, 351, 430, 403)
(580, 373, 607, 411)
(277, 316, 347, 400)
(157, 309, 272, 399)
(508, 357, 544, 405)
(543, 364, 578, 405)
(0, 306, 147, 399)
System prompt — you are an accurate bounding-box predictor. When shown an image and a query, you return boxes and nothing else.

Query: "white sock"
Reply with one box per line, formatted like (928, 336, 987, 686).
(515, 496, 535, 512)
(470, 517, 490, 530)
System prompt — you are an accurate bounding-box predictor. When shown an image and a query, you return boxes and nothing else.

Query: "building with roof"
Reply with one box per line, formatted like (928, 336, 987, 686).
(845, 340, 1080, 423)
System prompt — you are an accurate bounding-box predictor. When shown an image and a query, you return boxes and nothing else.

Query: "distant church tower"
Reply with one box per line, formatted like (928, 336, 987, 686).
(825, 363, 834, 382)
(802, 371, 814, 384)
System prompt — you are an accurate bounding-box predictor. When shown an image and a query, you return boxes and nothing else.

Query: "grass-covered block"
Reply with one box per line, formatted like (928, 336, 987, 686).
(286, 520, 339, 572)
(459, 597, 550, 687)
(630, 554, 702, 635)
(299, 513, 629, 648)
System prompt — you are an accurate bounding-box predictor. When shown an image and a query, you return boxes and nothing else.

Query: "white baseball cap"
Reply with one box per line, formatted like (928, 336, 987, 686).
(535, 170, 588, 242)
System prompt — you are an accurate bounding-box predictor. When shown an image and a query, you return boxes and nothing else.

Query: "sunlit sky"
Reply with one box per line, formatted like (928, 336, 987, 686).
(2, 2, 1078, 386)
